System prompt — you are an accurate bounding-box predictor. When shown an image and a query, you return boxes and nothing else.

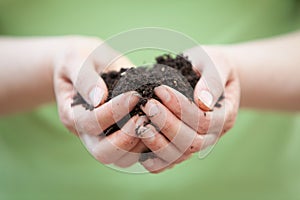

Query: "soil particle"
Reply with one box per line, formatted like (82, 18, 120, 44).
(71, 54, 224, 136)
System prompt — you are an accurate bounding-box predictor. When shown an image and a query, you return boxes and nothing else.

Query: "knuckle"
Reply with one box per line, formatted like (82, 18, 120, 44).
(161, 120, 172, 133)
(119, 135, 137, 149)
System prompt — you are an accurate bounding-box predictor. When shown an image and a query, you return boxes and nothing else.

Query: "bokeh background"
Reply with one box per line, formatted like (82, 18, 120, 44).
(0, 0, 300, 199)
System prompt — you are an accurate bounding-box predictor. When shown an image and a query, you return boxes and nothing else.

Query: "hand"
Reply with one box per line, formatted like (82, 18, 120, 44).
(53, 36, 146, 167)
(137, 46, 240, 173)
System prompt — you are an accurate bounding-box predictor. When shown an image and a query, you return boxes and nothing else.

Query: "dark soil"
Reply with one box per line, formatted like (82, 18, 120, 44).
(71, 54, 223, 136)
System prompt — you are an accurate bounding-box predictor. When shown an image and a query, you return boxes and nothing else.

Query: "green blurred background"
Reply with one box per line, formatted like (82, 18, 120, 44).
(0, 0, 300, 199)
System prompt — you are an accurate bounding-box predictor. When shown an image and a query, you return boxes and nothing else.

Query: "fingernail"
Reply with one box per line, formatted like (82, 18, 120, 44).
(135, 116, 148, 136)
(132, 91, 142, 98)
(89, 87, 104, 107)
(156, 86, 171, 102)
(148, 102, 160, 117)
(136, 116, 148, 127)
(198, 90, 213, 110)
(126, 91, 141, 107)
(138, 127, 155, 139)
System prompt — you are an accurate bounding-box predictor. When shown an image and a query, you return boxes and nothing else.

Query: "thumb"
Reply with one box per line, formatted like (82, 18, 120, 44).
(183, 46, 226, 111)
(194, 74, 224, 111)
(73, 63, 108, 108)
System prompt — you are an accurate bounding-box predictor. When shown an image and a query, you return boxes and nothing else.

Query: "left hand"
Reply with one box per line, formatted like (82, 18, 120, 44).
(53, 36, 147, 168)
(137, 46, 240, 173)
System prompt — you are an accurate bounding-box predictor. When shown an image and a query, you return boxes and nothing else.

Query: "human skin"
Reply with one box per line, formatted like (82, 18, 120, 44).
(138, 45, 241, 173)
(138, 31, 300, 173)
(0, 36, 145, 167)
(0, 32, 300, 173)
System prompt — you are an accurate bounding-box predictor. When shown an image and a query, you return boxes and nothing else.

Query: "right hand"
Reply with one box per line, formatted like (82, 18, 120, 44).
(137, 46, 240, 173)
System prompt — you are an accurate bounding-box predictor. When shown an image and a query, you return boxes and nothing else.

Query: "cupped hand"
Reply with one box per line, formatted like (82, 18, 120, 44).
(53, 36, 146, 168)
(138, 46, 240, 173)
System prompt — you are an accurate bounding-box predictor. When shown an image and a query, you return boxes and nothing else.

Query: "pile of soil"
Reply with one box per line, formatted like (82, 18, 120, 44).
(71, 54, 223, 136)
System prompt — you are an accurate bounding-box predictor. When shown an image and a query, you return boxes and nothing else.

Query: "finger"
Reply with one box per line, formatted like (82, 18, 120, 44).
(141, 99, 204, 153)
(91, 115, 140, 165)
(174, 153, 193, 164)
(184, 46, 231, 111)
(137, 124, 182, 163)
(57, 49, 109, 109)
(196, 74, 240, 153)
(114, 141, 148, 168)
(73, 60, 108, 108)
(183, 46, 210, 74)
(141, 150, 193, 173)
(74, 91, 140, 136)
(54, 72, 78, 135)
(140, 157, 172, 174)
(220, 72, 240, 136)
(154, 85, 211, 134)
(113, 117, 148, 168)
(72, 44, 134, 108)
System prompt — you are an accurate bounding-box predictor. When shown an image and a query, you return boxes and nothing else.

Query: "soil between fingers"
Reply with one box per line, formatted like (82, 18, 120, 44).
(71, 54, 223, 136)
